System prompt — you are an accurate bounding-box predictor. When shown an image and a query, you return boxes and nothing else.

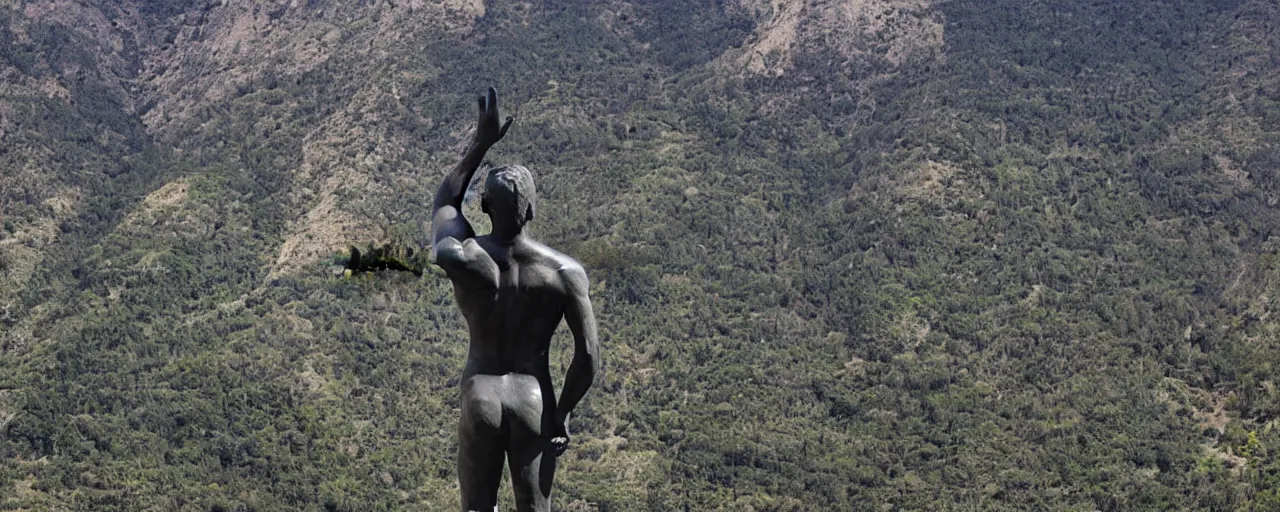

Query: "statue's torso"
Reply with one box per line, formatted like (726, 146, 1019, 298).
(450, 237, 577, 380)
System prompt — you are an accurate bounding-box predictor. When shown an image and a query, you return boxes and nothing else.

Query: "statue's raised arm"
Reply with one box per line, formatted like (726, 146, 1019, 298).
(431, 87, 513, 248)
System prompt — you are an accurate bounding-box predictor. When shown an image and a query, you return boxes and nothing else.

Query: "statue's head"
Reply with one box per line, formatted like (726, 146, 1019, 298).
(482, 164, 536, 235)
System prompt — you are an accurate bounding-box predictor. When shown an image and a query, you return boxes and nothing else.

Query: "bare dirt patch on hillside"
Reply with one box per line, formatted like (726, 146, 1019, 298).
(725, 0, 944, 76)
(138, 0, 485, 137)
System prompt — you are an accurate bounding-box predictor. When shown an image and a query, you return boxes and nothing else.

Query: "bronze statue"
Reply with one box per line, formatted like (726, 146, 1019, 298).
(431, 87, 600, 512)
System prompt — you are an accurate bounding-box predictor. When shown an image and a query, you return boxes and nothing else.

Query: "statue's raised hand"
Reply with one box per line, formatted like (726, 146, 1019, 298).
(473, 87, 514, 149)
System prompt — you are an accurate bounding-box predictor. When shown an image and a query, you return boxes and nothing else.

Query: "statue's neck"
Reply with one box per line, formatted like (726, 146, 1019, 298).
(488, 226, 526, 246)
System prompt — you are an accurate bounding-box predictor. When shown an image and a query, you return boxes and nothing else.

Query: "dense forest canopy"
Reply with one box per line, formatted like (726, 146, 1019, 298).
(2, 0, 1280, 509)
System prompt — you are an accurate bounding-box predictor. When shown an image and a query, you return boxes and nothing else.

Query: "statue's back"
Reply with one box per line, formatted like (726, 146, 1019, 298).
(452, 236, 579, 378)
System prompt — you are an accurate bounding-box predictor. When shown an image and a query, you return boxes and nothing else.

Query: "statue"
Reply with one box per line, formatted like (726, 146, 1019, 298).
(430, 87, 601, 512)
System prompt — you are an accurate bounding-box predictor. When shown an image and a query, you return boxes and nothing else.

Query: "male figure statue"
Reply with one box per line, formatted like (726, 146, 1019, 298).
(431, 87, 601, 512)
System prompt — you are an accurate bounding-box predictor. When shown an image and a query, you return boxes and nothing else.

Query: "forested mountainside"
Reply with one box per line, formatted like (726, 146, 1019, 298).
(2, 0, 1280, 509)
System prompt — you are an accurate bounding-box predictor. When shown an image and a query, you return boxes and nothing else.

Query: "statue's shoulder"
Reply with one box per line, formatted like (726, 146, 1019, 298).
(521, 239, 587, 284)
(434, 237, 500, 290)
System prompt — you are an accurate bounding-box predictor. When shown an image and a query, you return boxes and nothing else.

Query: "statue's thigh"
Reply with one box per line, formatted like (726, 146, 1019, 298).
(459, 381, 505, 508)
(506, 390, 554, 512)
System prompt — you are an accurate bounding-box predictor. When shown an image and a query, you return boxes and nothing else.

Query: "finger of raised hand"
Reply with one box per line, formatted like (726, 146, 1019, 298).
(498, 116, 514, 139)
(487, 87, 498, 112)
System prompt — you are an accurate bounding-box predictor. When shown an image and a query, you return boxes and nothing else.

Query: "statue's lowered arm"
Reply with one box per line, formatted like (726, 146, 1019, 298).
(552, 264, 601, 454)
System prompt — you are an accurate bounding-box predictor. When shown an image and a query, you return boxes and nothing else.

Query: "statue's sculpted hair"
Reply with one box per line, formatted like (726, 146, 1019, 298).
(485, 164, 536, 224)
